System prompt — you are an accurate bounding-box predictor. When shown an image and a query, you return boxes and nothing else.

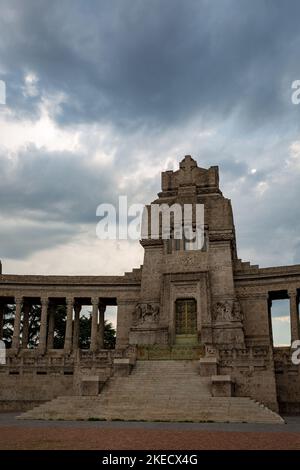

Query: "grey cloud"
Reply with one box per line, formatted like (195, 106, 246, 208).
(0, 146, 117, 225)
(0, 143, 159, 258)
(0, 222, 74, 259)
(0, 0, 300, 267)
(231, 166, 300, 267)
(2, 0, 300, 130)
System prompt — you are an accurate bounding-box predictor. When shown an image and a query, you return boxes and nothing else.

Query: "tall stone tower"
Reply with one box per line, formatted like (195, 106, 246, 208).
(129, 155, 245, 348)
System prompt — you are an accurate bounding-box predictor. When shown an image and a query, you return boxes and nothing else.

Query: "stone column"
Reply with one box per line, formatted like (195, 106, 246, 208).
(0, 301, 4, 340)
(47, 304, 56, 349)
(72, 302, 81, 350)
(12, 296, 23, 350)
(38, 297, 49, 354)
(90, 297, 99, 352)
(64, 297, 74, 353)
(98, 302, 106, 350)
(21, 302, 31, 349)
(289, 290, 300, 343)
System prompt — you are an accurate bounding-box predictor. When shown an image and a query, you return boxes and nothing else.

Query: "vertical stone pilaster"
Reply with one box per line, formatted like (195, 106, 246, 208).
(98, 302, 106, 350)
(38, 297, 49, 354)
(21, 302, 31, 349)
(289, 290, 300, 343)
(47, 304, 56, 349)
(0, 301, 4, 340)
(267, 297, 273, 346)
(64, 297, 74, 353)
(116, 300, 136, 349)
(12, 296, 23, 350)
(73, 302, 81, 350)
(90, 297, 99, 352)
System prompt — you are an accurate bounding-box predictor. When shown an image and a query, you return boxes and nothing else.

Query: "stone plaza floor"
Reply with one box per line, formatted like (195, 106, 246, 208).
(1, 413, 300, 449)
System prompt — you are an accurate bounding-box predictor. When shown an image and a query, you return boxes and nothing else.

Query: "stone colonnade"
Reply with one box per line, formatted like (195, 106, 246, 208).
(0, 296, 107, 353)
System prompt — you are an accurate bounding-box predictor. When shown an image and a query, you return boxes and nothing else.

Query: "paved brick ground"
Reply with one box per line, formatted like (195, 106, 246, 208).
(1, 413, 300, 450)
(2, 426, 300, 450)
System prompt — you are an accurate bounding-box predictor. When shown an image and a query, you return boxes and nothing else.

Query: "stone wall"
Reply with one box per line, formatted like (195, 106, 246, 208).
(0, 347, 136, 411)
(218, 346, 278, 411)
(0, 352, 75, 410)
(0, 375, 74, 411)
(274, 347, 300, 413)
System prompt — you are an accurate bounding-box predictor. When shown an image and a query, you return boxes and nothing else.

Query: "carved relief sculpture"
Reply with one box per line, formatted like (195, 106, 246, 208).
(134, 302, 160, 325)
(213, 300, 242, 322)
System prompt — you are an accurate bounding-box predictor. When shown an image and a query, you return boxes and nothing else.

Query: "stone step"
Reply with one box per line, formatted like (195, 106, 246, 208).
(25, 404, 276, 414)
(101, 383, 210, 388)
(18, 360, 284, 424)
(22, 396, 271, 408)
(20, 409, 282, 424)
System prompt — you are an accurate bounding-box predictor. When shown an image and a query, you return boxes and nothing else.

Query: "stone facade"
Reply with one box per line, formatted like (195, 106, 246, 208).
(0, 155, 300, 415)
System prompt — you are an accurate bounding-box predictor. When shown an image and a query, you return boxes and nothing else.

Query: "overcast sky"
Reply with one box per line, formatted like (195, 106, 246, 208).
(1, 0, 300, 301)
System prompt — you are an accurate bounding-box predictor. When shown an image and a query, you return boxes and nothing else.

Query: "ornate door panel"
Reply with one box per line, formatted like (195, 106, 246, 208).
(175, 299, 197, 335)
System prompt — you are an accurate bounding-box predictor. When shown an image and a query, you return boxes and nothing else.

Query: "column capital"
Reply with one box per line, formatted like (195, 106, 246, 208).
(14, 296, 23, 305)
(91, 297, 99, 306)
(288, 289, 298, 298)
(65, 297, 74, 307)
(40, 297, 49, 307)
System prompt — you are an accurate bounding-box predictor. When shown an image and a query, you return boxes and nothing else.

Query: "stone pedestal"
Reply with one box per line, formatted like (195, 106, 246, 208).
(211, 375, 234, 397)
(80, 375, 103, 396)
(212, 323, 245, 346)
(113, 358, 132, 377)
(129, 326, 168, 345)
(199, 357, 218, 376)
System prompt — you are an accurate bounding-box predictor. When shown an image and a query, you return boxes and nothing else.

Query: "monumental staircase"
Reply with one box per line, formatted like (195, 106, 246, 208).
(18, 360, 284, 423)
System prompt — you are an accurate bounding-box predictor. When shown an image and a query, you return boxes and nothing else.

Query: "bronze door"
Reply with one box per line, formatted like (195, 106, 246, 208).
(175, 299, 197, 335)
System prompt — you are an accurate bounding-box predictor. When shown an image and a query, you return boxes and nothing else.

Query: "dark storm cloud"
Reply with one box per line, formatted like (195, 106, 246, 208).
(1, 0, 300, 267)
(0, 222, 75, 259)
(0, 144, 156, 225)
(0, 146, 115, 224)
(0, 143, 159, 259)
(0, 145, 116, 258)
(2, 0, 300, 129)
(230, 164, 300, 267)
